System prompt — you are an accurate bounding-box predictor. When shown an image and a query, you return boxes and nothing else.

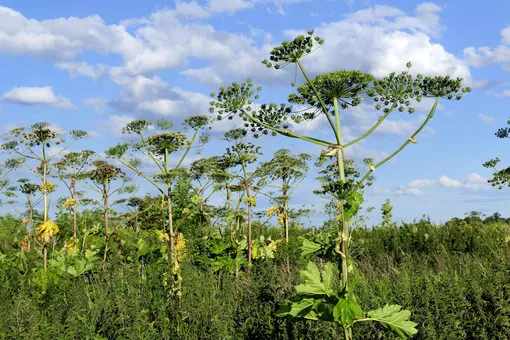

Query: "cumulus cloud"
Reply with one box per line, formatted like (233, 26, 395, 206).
(105, 115, 133, 138)
(464, 25, 510, 71)
(56, 61, 108, 81)
(378, 172, 491, 197)
(1, 86, 75, 109)
(0, 6, 111, 59)
(0, 2, 472, 123)
(83, 97, 108, 115)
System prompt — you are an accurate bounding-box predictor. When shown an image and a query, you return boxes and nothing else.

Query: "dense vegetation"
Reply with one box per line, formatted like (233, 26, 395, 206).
(0, 212, 508, 339)
(1, 30, 508, 339)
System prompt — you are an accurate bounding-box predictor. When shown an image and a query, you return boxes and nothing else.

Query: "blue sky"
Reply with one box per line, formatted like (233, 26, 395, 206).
(1, 0, 510, 225)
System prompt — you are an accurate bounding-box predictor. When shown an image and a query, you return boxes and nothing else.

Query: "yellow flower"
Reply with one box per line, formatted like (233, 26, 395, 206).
(156, 230, 170, 243)
(64, 198, 78, 209)
(63, 238, 78, 252)
(266, 205, 280, 217)
(277, 213, 286, 226)
(267, 240, 277, 251)
(175, 232, 186, 263)
(36, 220, 59, 244)
(41, 180, 56, 193)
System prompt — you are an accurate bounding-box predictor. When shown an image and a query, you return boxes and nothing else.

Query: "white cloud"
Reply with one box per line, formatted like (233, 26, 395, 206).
(207, 0, 252, 14)
(181, 2, 470, 87)
(0, 2, 472, 125)
(175, 1, 210, 19)
(464, 26, 510, 71)
(83, 97, 108, 115)
(56, 61, 108, 81)
(478, 113, 495, 124)
(381, 172, 491, 197)
(105, 115, 133, 138)
(486, 89, 510, 97)
(0, 6, 111, 59)
(1, 86, 75, 109)
(501, 26, 510, 45)
(395, 187, 425, 196)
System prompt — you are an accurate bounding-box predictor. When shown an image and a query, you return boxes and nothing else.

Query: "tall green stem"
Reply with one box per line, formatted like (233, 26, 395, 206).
(333, 99, 349, 288)
(343, 102, 397, 148)
(241, 162, 253, 264)
(334, 98, 352, 340)
(297, 60, 338, 138)
(72, 178, 78, 253)
(101, 180, 110, 275)
(42, 144, 49, 270)
(358, 97, 440, 187)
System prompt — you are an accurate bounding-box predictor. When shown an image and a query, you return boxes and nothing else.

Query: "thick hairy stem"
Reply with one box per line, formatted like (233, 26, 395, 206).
(176, 129, 198, 169)
(334, 98, 349, 290)
(121, 155, 164, 194)
(43, 245, 47, 270)
(102, 183, 109, 275)
(29, 195, 33, 251)
(72, 178, 78, 253)
(241, 110, 332, 147)
(344, 325, 352, 340)
(283, 180, 289, 243)
(343, 102, 397, 148)
(358, 97, 440, 187)
(284, 198, 289, 243)
(42, 145, 49, 270)
(297, 60, 338, 137)
(242, 163, 253, 264)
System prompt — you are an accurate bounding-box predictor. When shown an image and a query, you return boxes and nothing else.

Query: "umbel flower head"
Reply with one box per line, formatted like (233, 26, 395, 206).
(262, 30, 324, 69)
(147, 132, 187, 155)
(37, 220, 59, 244)
(289, 70, 374, 114)
(184, 115, 210, 129)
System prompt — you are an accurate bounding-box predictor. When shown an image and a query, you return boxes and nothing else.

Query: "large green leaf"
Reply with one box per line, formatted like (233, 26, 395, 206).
(333, 298, 363, 326)
(276, 298, 320, 320)
(367, 304, 418, 339)
(295, 261, 335, 297)
(300, 238, 322, 256)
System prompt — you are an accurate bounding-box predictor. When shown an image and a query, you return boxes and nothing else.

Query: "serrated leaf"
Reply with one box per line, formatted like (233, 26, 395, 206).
(300, 238, 322, 256)
(276, 298, 318, 320)
(367, 304, 418, 339)
(295, 261, 335, 297)
(333, 298, 363, 326)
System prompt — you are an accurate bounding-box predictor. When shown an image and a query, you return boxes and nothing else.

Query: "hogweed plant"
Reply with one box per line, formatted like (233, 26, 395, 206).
(106, 116, 209, 297)
(222, 128, 263, 265)
(189, 156, 226, 238)
(18, 178, 41, 251)
(256, 149, 311, 242)
(84, 160, 131, 274)
(1, 122, 88, 269)
(483, 120, 510, 189)
(55, 150, 96, 253)
(210, 30, 470, 339)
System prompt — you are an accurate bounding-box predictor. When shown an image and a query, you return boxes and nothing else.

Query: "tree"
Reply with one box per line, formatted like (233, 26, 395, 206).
(210, 30, 470, 339)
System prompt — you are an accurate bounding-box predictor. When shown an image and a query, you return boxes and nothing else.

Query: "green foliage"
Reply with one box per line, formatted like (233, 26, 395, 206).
(381, 198, 393, 227)
(365, 304, 418, 338)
